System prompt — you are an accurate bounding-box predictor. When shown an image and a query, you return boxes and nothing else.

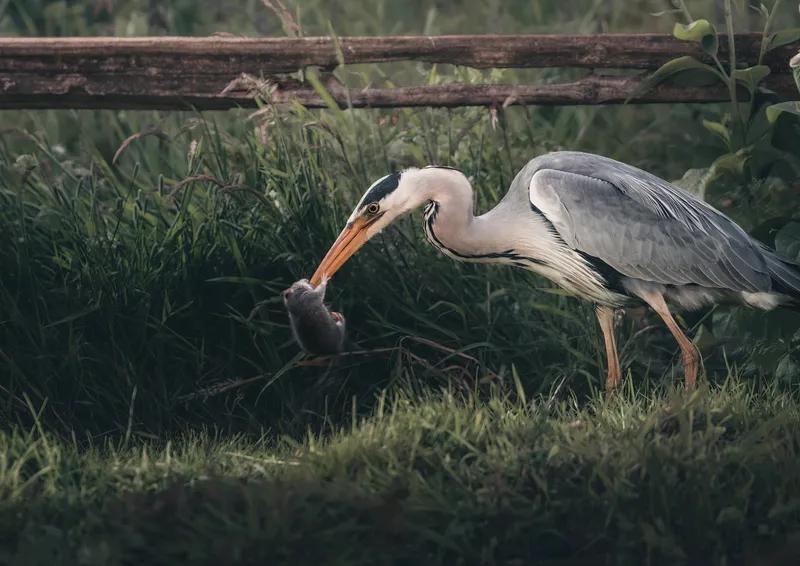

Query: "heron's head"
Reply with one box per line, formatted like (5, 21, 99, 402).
(310, 166, 466, 285)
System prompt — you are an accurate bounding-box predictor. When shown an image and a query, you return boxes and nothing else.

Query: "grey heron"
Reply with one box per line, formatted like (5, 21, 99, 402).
(310, 152, 800, 390)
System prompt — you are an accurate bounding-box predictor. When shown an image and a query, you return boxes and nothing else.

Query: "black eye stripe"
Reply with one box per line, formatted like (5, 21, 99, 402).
(359, 172, 401, 209)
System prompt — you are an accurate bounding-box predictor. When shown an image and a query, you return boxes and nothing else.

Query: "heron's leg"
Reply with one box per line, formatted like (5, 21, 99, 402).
(596, 306, 621, 392)
(638, 291, 700, 390)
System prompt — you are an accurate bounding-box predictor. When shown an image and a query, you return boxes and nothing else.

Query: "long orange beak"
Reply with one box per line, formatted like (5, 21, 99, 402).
(310, 215, 382, 286)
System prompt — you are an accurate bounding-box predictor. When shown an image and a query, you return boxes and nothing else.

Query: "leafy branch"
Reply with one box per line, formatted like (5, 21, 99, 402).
(641, 0, 799, 151)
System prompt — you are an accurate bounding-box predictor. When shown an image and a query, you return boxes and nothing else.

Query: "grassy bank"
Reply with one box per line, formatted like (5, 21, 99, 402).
(5, 2, 798, 440)
(2, 382, 799, 565)
(1, 98, 739, 436)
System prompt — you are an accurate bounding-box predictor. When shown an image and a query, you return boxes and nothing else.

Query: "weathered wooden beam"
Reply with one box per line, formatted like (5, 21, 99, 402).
(1, 73, 795, 110)
(1, 34, 796, 110)
(0, 34, 795, 74)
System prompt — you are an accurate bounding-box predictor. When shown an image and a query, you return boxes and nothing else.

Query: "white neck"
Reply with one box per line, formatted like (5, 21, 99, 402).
(402, 168, 518, 260)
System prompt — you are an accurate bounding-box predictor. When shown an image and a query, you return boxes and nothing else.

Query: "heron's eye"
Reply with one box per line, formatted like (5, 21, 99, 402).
(365, 202, 380, 216)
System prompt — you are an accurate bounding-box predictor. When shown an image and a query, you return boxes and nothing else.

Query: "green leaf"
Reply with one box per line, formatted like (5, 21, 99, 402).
(774, 221, 800, 261)
(702, 119, 731, 146)
(709, 151, 748, 176)
(671, 69, 723, 87)
(689, 151, 748, 205)
(627, 56, 723, 102)
(768, 29, 800, 51)
(766, 101, 800, 123)
(732, 65, 770, 92)
(673, 19, 718, 56)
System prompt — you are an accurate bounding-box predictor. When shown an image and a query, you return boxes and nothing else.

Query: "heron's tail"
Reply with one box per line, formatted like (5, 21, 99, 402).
(765, 252, 800, 308)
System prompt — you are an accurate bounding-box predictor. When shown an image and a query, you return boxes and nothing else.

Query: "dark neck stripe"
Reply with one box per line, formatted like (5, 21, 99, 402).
(423, 201, 544, 266)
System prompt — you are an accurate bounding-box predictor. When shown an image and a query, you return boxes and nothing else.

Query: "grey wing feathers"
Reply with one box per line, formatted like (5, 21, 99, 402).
(527, 152, 771, 293)
(763, 250, 800, 298)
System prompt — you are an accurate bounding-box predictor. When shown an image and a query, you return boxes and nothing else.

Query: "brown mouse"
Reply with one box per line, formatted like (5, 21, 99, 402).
(282, 278, 346, 355)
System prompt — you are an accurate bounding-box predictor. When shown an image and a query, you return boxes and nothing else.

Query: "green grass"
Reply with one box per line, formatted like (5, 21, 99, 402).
(1, 101, 737, 436)
(2, 100, 797, 436)
(2, 382, 799, 565)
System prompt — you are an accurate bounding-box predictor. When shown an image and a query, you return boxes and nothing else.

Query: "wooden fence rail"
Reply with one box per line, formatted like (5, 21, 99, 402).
(0, 34, 797, 110)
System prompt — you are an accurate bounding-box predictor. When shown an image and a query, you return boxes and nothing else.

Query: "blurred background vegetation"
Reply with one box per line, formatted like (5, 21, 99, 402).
(2, 0, 797, 35)
(0, 0, 717, 36)
(0, 0, 799, 438)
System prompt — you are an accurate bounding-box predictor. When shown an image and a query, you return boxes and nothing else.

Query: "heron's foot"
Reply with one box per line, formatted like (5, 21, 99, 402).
(682, 346, 700, 391)
(605, 366, 622, 394)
